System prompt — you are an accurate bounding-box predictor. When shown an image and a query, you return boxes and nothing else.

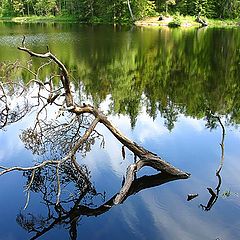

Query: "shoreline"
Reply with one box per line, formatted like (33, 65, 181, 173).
(135, 16, 240, 28)
(0, 15, 239, 28)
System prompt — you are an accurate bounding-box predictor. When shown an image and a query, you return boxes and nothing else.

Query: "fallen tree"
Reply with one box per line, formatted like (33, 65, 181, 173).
(0, 37, 190, 211)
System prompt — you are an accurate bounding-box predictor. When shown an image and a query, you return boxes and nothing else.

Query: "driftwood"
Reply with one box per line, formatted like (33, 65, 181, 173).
(0, 37, 190, 214)
(187, 193, 198, 201)
(0, 37, 192, 239)
(195, 13, 208, 27)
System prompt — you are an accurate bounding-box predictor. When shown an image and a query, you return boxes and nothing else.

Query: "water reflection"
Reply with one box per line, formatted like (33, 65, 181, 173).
(0, 77, 30, 130)
(0, 46, 188, 239)
(0, 88, 186, 239)
(200, 115, 225, 211)
(17, 162, 183, 240)
(1, 23, 240, 129)
(0, 23, 240, 239)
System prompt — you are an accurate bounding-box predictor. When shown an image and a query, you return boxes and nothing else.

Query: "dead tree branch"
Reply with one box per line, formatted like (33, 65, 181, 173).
(0, 38, 190, 213)
(18, 37, 73, 107)
(200, 116, 225, 211)
(72, 105, 189, 178)
(15, 38, 190, 178)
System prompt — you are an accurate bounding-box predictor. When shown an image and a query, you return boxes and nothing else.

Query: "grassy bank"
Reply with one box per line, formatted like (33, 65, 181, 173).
(0, 15, 78, 23)
(206, 18, 240, 27)
(135, 15, 240, 28)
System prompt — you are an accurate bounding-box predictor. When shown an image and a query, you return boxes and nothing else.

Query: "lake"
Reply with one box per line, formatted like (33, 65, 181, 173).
(0, 22, 240, 240)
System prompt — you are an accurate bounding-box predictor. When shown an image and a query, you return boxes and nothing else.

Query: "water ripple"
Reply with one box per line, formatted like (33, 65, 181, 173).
(0, 32, 73, 47)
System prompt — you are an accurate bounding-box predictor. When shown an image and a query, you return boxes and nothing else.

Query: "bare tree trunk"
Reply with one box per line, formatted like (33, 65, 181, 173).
(127, 0, 134, 21)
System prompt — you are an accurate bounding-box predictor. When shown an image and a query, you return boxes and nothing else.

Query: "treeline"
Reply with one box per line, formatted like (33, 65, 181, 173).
(0, 0, 156, 22)
(0, 0, 239, 22)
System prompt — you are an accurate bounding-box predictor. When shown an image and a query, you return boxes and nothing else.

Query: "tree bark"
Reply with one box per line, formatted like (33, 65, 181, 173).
(72, 105, 189, 178)
(127, 0, 134, 21)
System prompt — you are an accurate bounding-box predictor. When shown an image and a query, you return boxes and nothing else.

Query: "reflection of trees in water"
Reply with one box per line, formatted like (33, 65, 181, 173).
(17, 161, 181, 240)
(17, 160, 94, 240)
(2, 29, 240, 130)
(74, 29, 240, 129)
(20, 111, 104, 158)
(0, 40, 189, 239)
(0, 62, 30, 129)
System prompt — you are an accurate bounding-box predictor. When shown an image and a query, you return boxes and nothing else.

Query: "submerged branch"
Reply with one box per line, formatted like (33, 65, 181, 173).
(216, 116, 225, 175)
(200, 115, 225, 211)
(0, 160, 60, 176)
(114, 158, 189, 204)
(71, 172, 183, 217)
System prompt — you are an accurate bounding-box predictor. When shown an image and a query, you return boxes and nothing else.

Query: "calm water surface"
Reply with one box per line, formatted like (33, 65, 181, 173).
(0, 22, 240, 240)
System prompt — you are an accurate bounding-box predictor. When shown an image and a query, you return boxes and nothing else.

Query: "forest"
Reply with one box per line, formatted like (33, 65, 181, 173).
(0, 0, 240, 23)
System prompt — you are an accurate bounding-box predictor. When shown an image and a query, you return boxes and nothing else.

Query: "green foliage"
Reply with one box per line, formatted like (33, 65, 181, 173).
(35, 0, 56, 15)
(168, 13, 181, 27)
(12, 0, 25, 16)
(1, 0, 14, 16)
(173, 0, 240, 19)
(1, 23, 240, 129)
(0, 0, 240, 21)
(71, 27, 240, 129)
(165, 0, 176, 14)
(132, 0, 157, 19)
(176, 0, 195, 16)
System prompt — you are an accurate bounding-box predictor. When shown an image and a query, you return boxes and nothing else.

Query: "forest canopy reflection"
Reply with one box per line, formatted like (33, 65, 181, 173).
(2, 25, 239, 129)
(69, 27, 240, 129)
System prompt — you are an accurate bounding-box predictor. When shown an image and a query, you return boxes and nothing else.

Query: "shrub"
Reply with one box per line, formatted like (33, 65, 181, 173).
(168, 14, 181, 27)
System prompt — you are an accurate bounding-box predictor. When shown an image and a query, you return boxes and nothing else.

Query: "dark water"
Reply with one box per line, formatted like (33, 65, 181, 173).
(0, 22, 240, 240)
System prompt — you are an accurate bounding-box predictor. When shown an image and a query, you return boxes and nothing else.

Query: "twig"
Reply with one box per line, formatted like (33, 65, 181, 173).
(216, 116, 225, 175)
(23, 169, 36, 210)
(56, 162, 61, 205)
(18, 41, 73, 107)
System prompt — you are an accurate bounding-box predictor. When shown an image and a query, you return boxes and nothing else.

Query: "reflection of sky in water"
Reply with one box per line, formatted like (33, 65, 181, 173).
(1, 109, 240, 239)
(0, 117, 33, 165)
(0, 122, 34, 239)
(78, 109, 240, 240)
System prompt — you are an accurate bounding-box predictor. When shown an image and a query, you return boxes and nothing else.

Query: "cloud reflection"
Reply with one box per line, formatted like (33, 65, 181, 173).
(140, 190, 233, 240)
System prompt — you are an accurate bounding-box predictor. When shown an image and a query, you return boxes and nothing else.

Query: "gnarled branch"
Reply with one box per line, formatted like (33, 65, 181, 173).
(0, 38, 190, 215)
(18, 37, 73, 107)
